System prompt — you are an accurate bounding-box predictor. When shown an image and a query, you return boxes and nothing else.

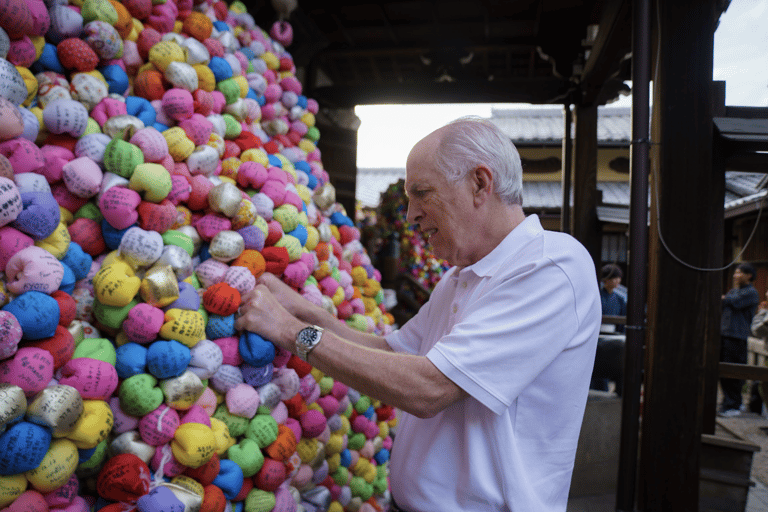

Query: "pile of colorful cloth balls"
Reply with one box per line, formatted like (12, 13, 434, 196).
(0, 1, 398, 511)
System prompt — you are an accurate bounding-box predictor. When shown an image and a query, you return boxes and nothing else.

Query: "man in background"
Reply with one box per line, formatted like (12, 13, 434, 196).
(719, 262, 760, 417)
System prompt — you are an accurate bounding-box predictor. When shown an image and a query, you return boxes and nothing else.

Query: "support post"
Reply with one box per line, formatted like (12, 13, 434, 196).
(639, 1, 721, 510)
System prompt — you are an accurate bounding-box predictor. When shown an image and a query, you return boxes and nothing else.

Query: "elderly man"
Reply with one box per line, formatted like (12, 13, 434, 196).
(236, 116, 601, 511)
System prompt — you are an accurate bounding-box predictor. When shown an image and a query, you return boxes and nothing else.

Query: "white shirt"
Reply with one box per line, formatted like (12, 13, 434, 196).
(385, 215, 601, 512)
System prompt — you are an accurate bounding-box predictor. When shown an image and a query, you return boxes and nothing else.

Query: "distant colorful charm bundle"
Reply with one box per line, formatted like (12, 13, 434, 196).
(0, 1, 396, 511)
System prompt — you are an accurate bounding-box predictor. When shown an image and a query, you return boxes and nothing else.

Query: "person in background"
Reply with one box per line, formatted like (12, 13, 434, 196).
(599, 263, 627, 333)
(719, 262, 760, 417)
(749, 288, 768, 416)
(236, 116, 602, 512)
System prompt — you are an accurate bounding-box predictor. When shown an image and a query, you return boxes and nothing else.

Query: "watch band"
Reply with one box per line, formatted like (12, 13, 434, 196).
(296, 325, 324, 361)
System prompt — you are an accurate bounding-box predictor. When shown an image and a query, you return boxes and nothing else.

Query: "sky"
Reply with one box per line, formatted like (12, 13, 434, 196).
(354, 0, 768, 169)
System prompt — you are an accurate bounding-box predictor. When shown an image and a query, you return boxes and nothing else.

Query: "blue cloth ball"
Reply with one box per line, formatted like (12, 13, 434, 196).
(101, 65, 129, 95)
(205, 314, 235, 340)
(267, 154, 282, 168)
(164, 281, 201, 311)
(61, 241, 93, 281)
(115, 342, 148, 379)
(208, 56, 233, 82)
(288, 225, 308, 247)
(59, 262, 76, 294)
(37, 43, 67, 74)
(212, 459, 244, 500)
(126, 96, 156, 127)
(330, 212, 354, 228)
(3, 291, 59, 340)
(239, 332, 275, 367)
(0, 421, 52, 475)
(101, 219, 134, 250)
(146, 340, 191, 379)
(12, 191, 61, 240)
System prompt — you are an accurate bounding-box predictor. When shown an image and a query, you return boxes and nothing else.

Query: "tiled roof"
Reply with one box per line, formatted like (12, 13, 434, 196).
(488, 106, 631, 144)
(358, 170, 765, 218)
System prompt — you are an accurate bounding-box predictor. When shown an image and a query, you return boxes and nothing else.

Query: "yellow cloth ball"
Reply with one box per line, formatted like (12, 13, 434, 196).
(171, 475, 205, 498)
(296, 437, 319, 465)
(93, 260, 141, 307)
(163, 127, 195, 162)
(66, 400, 114, 449)
(260, 52, 279, 70)
(211, 417, 235, 455)
(149, 40, 185, 72)
(253, 215, 269, 237)
(35, 222, 71, 259)
(240, 148, 269, 166)
(16, 67, 38, 107)
(172, 423, 216, 468)
(160, 308, 206, 347)
(194, 63, 216, 92)
(0, 474, 27, 508)
(25, 439, 79, 493)
(297, 139, 316, 154)
(232, 75, 249, 98)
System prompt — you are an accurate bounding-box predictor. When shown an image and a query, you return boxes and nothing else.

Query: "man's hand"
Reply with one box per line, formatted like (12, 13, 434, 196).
(248, 272, 308, 318)
(235, 284, 297, 352)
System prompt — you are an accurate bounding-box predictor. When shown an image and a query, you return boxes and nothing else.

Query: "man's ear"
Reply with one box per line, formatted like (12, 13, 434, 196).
(472, 166, 493, 204)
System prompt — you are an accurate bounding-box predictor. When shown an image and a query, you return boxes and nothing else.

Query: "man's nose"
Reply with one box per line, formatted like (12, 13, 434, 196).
(406, 201, 419, 224)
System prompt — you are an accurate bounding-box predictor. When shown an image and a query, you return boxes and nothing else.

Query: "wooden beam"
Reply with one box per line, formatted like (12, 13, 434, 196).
(719, 362, 768, 381)
(580, 0, 632, 106)
(640, 1, 720, 510)
(307, 77, 569, 108)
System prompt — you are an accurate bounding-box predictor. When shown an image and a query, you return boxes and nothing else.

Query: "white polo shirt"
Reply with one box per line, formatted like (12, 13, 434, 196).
(385, 215, 601, 512)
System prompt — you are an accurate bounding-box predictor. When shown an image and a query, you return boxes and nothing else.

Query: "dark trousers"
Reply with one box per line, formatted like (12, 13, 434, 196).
(720, 335, 747, 411)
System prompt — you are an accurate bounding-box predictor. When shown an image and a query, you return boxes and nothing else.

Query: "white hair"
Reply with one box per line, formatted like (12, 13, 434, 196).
(434, 116, 523, 205)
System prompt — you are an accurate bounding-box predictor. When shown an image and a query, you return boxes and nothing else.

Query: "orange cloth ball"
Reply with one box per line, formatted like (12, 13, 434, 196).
(231, 249, 266, 279)
(183, 11, 213, 41)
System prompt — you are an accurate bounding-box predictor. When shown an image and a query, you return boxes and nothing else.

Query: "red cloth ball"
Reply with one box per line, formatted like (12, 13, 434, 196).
(202, 282, 241, 316)
(261, 246, 289, 277)
(51, 290, 77, 327)
(184, 452, 221, 486)
(97, 453, 152, 502)
(57, 38, 99, 72)
(137, 199, 177, 233)
(200, 484, 227, 512)
(285, 354, 312, 378)
(254, 458, 286, 492)
(24, 325, 75, 370)
(68, 217, 107, 256)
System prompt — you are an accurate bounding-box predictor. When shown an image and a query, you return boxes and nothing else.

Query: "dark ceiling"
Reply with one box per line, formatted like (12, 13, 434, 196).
(250, 0, 640, 108)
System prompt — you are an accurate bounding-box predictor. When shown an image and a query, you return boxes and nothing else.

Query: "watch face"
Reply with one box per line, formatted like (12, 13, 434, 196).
(298, 327, 318, 347)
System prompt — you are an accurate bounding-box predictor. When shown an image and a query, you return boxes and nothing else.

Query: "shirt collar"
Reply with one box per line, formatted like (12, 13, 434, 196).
(460, 214, 543, 278)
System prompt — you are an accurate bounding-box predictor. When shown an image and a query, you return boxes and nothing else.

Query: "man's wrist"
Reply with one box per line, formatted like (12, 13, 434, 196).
(295, 325, 324, 361)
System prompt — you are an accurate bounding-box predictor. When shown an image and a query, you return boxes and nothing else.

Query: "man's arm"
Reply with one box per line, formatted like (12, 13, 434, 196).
(236, 284, 466, 418)
(723, 286, 760, 310)
(250, 272, 393, 352)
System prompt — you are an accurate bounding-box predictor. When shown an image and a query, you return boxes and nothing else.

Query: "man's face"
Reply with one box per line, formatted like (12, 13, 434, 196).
(733, 268, 751, 286)
(603, 276, 621, 293)
(404, 135, 477, 266)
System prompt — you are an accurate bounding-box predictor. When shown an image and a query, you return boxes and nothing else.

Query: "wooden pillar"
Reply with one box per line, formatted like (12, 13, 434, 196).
(561, 104, 573, 234)
(640, 1, 721, 509)
(571, 103, 601, 267)
(315, 109, 359, 218)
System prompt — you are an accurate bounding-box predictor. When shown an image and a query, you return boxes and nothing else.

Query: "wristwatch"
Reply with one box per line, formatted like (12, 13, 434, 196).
(296, 325, 324, 361)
